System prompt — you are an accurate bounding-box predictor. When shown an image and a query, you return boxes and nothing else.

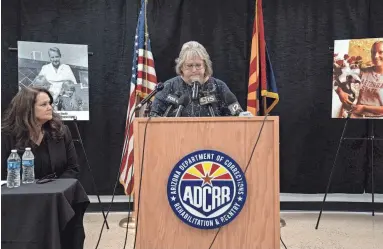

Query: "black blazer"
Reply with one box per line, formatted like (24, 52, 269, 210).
(1, 125, 80, 180)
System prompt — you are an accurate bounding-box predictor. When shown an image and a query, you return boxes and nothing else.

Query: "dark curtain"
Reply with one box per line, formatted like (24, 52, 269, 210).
(2, 0, 382, 194)
(146, 0, 252, 109)
(263, 0, 383, 193)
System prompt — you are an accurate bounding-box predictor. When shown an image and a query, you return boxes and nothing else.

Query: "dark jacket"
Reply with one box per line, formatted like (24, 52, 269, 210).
(149, 76, 235, 117)
(1, 125, 80, 180)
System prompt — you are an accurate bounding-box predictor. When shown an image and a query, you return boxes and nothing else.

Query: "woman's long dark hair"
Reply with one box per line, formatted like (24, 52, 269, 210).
(2, 86, 64, 148)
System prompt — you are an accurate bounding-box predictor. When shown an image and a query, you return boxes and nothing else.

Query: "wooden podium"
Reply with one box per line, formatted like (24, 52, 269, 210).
(134, 117, 280, 249)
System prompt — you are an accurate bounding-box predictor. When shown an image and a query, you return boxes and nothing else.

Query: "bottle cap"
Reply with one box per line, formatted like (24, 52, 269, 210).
(25, 148, 31, 151)
(11, 149, 17, 153)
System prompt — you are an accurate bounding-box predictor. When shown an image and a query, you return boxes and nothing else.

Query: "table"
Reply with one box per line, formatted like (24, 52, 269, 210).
(1, 179, 89, 249)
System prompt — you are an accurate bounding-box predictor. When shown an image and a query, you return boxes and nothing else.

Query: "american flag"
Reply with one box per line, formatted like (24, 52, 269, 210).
(119, 0, 157, 195)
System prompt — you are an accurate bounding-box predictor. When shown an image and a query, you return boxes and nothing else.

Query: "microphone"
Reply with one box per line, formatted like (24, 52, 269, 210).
(175, 94, 191, 117)
(191, 81, 201, 100)
(224, 91, 243, 116)
(134, 82, 164, 111)
(163, 91, 182, 117)
(199, 93, 217, 117)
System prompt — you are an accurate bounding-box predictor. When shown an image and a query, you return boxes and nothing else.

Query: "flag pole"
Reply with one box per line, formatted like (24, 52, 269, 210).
(141, 0, 151, 116)
(119, 0, 149, 230)
(144, 0, 148, 96)
(263, 96, 267, 115)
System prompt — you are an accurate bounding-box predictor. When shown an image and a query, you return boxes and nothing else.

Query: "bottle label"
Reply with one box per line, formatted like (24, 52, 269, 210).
(23, 160, 34, 167)
(8, 162, 20, 169)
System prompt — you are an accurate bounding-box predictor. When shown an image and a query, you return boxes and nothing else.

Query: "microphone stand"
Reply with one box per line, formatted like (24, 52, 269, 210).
(201, 90, 216, 117)
(175, 105, 185, 117)
(143, 101, 152, 117)
(163, 105, 173, 117)
(207, 105, 215, 117)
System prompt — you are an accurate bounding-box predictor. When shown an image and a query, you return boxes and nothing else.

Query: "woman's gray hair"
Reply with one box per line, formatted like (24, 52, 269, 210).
(175, 41, 213, 77)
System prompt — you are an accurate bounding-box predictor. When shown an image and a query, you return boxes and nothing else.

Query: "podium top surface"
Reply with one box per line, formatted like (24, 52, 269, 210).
(135, 116, 279, 123)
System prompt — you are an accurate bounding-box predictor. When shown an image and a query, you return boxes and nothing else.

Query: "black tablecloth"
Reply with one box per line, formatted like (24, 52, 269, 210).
(1, 179, 89, 249)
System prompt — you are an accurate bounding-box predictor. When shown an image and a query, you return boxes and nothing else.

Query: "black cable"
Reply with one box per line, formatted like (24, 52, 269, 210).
(95, 110, 136, 249)
(208, 114, 269, 249)
(132, 116, 152, 249)
(280, 236, 288, 249)
(243, 114, 269, 175)
(123, 201, 132, 249)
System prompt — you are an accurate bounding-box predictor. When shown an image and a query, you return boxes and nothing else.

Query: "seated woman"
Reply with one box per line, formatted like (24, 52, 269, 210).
(1, 86, 80, 179)
(149, 41, 241, 117)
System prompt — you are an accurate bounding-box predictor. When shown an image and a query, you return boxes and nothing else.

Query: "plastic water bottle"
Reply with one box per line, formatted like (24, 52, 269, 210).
(7, 149, 21, 188)
(22, 147, 35, 184)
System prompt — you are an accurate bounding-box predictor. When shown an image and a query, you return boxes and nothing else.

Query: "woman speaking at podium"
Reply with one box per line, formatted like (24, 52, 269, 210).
(1, 86, 80, 180)
(149, 41, 241, 117)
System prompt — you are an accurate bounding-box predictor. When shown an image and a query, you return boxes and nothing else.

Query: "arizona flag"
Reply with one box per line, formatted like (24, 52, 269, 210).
(119, 0, 157, 195)
(247, 0, 279, 115)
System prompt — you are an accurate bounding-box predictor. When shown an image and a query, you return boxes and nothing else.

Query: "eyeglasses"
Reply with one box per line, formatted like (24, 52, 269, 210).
(36, 172, 57, 184)
(184, 63, 204, 70)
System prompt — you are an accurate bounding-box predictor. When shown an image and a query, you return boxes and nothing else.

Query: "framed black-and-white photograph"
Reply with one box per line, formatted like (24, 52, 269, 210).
(18, 41, 90, 120)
